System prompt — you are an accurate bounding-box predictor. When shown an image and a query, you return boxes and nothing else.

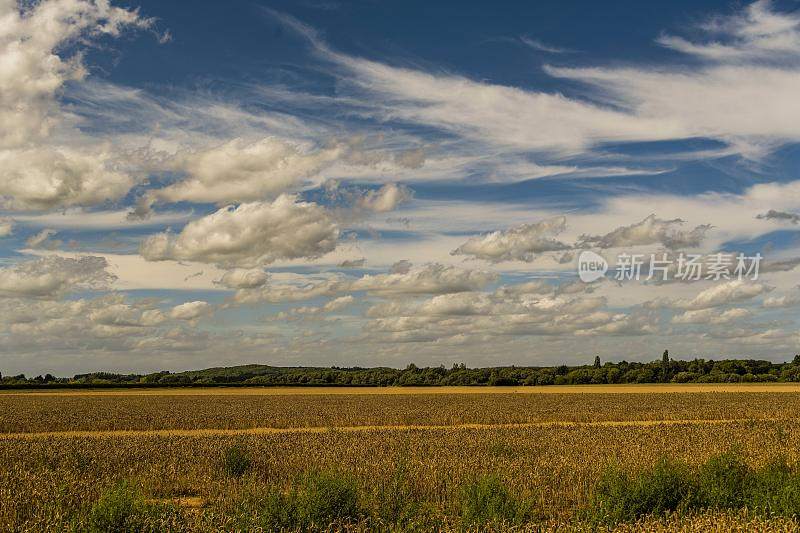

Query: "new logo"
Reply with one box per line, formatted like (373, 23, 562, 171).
(578, 250, 608, 283)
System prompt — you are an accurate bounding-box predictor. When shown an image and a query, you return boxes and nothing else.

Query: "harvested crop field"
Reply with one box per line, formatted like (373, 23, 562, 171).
(3, 385, 800, 531)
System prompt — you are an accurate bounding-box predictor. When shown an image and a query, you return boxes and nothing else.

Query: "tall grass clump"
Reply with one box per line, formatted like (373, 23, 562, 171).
(590, 450, 800, 525)
(696, 449, 751, 509)
(237, 470, 363, 530)
(748, 457, 800, 517)
(86, 481, 178, 533)
(222, 444, 251, 478)
(460, 475, 526, 527)
(295, 470, 362, 527)
(591, 458, 696, 523)
(374, 456, 438, 528)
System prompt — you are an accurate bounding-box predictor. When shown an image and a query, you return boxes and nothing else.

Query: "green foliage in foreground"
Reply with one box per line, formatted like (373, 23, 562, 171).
(229, 470, 363, 530)
(460, 475, 530, 527)
(85, 481, 180, 533)
(29, 453, 800, 531)
(221, 445, 251, 478)
(6, 354, 800, 388)
(591, 450, 800, 524)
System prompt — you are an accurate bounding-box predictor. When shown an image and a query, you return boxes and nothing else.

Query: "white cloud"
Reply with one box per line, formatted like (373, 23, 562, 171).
(147, 137, 346, 207)
(349, 262, 497, 296)
(0, 147, 136, 210)
(274, 1, 800, 160)
(0, 255, 115, 298)
(334, 54, 677, 155)
(231, 277, 341, 305)
(360, 279, 650, 344)
(0, 217, 13, 237)
(89, 302, 166, 328)
(13, 209, 193, 230)
(0, 0, 150, 149)
(170, 300, 212, 321)
(356, 183, 413, 213)
(0, 0, 149, 211)
(452, 216, 570, 262)
(140, 195, 339, 267)
(675, 280, 772, 310)
(285, 295, 355, 318)
(671, 307, 751, 325)
(519, 36, 572, 54)
(321, 295, 355, 312)
(763, 293, 800, 308)
(25, 229, 58, 249)
(216, 269, 269, 289)
(578, 214, 710, 250)
(656, 0, 800, 61)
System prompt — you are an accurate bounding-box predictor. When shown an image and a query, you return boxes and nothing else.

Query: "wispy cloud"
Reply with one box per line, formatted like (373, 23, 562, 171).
(520, 36, 574, 54)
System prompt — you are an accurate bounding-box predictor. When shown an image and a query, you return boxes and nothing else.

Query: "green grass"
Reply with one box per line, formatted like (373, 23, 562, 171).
(85, 481, 179, 533)
(24, 450, 800, 531)
(590, 450, 800, 525)
(221, 444, 251, 478)
(460, 475, 529, 527)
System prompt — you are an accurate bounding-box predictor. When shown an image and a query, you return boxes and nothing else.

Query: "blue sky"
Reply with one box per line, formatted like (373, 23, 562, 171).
(2, 0, 800, 375)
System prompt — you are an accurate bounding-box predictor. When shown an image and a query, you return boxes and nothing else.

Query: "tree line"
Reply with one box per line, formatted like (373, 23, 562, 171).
(4, 352, 800, 388)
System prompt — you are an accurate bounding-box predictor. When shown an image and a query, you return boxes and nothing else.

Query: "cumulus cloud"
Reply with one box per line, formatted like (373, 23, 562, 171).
(229, 263, 497, 305)
(0, 294, 255, 363)
(0, 256, 115, 298)
(452, 216, 570, 262)
(0, 0, 150, 210)
(349, 263, 497, 296)
(763, 293, 800, 308)
(146, 137, 346, 208)
(322, 181, 413, 220)
(0, 0, 150, 148)
(671, 307, 751, 325)
(674, 280, 772, 310)
(285, 295, 355, 318)
(578, 215, 711, 250)
(140, 195, 339, 267)
(574, 312, 658, 337)
(361, 279, 647, 344)
(356, 183, 413, 213)
(170, 300, 212, 321)
(89, 301, 166, 328)
(0, 146, 136, 211)
(216, 269, 269, 289)
(231, 278, 341, 305)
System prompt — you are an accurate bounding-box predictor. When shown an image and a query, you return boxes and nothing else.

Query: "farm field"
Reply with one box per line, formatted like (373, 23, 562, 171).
(3, 385, 800, 531)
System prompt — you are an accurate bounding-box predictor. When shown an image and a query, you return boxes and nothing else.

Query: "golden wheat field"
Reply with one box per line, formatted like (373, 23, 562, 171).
(3, 385, 800, 531)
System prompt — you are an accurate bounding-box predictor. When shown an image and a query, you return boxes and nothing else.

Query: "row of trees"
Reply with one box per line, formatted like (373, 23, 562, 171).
(3, 354, 800, 388)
